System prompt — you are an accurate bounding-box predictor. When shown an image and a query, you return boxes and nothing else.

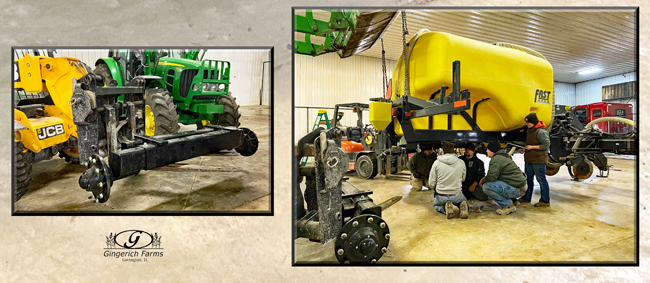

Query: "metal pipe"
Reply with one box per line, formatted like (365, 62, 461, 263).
(572, 117, 635, 149)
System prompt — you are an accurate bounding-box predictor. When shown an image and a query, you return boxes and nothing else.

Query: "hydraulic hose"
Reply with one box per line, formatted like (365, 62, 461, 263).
(572, 117, 635, 149)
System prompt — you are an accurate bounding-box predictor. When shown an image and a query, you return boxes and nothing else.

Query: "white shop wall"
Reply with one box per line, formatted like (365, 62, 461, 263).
(294, 53, 398, 143)
(203, 49, 270, 106)
(54, 49, 108, 67)
(554, 82, 576, 107)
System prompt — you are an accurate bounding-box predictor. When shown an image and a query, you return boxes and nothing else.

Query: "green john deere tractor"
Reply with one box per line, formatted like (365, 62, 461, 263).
(94, 49, 241, 136)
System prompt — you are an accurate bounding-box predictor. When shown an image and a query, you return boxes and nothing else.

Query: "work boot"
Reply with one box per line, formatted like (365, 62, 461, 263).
(460, 200, 469, 219)
(517, 198, 530, 204)
(496, 203, 516, 215)
(534, 202, 550, 207)
(445, 201, 454, 219)
(512, 198, 520, 206)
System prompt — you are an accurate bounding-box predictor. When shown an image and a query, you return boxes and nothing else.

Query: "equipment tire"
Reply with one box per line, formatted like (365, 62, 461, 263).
(355, 154, 378, 179)
(571, 159, 594, 180)
(144, 88, 180, 135)
(214, 93, 241, 127)
(93, 63, 116, 86)
(14, 141, 34, 201)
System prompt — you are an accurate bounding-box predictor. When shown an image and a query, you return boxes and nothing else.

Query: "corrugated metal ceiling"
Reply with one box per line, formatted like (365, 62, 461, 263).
(299, 9, 636, 84)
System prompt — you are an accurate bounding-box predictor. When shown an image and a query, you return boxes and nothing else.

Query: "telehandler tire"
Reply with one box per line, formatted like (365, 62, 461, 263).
(93, 63, 116, 86)
(14, 141, 34, 201)
(144, 88, 181, 135)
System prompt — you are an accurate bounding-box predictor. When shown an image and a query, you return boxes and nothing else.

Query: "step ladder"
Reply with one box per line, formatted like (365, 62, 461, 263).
(300, 110, 330, 166)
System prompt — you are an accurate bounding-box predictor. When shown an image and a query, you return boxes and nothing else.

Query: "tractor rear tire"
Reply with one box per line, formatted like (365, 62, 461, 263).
(93, 63, 116, 86)
(215, 94, 241, 127)
(14, 141, 34, 201)
(355, 155, 378, 179)
(145, 88, 180, 135)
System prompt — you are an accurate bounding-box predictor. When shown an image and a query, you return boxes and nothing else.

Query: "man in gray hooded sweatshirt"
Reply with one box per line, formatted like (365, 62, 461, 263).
(429, 142, 468, 219)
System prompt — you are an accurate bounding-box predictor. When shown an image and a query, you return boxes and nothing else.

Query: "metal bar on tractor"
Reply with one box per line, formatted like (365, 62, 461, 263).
(153, 128, 213, 140)
(94, 86, 145, 96)
(342, 190, 374, 199)
(126, 102, 136, 140)
(109, 127, 244, 179)
(106, 105, 119, 154)
(134, 135, 169, 146)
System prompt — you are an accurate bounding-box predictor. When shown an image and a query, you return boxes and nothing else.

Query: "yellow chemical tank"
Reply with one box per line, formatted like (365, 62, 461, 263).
(389, 30, 553, 134)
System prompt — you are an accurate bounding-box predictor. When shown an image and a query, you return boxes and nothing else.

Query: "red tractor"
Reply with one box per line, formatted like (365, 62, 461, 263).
(573, 102, 634, 134)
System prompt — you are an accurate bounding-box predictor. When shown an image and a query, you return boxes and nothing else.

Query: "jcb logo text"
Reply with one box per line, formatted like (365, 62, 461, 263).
(36, 124, 65, 140)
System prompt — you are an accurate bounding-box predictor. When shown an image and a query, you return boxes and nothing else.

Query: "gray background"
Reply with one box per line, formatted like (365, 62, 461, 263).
(1, 0, 647, 281)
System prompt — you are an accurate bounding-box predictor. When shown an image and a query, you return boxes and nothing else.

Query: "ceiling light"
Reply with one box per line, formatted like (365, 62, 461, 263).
(579, 68, 602, 75)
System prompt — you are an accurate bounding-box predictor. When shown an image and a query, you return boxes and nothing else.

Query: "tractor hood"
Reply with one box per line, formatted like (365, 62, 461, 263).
(157, 57, 202, 69)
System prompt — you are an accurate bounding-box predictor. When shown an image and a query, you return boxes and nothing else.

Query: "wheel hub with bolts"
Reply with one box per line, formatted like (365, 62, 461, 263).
(78, 154, 114, 203)
(335, 214, 390, 264)
(355, 155, 378, 179)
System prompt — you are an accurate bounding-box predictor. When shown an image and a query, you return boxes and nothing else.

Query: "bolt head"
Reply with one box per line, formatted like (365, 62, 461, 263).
(99, 193, 103, 198)
(367, 217, 374, 223)
(344, 260, 350, 264)
(380, 222, 386, 229)
(95, 168, 100, 173)
(340, 233, 347, 240)
(381, 247, 388, 254)
(371, 259, 377, 264)
(337, 249, 344, 256)
(384, 233, 390, 240)
(352, 221, 358, 227)
(99, 182, 103, 188)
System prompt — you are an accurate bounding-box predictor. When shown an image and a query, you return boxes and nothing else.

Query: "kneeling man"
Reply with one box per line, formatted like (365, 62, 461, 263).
(429, 142, 468, 219)
(480, 142, 528, 215)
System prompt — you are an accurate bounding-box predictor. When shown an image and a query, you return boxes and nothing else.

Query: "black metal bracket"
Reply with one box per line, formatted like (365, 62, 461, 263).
(134, 134, 169, 146)
(596, 166, 610, 178)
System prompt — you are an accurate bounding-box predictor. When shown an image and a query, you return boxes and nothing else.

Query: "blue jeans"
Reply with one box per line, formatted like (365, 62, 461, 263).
(523, 163, 550, 203)
(483, 180, 524, 209)
(433, 193, 467, 214)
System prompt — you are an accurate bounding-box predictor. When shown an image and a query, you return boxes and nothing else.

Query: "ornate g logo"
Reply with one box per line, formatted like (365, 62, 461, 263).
(107, 230, 160, 249)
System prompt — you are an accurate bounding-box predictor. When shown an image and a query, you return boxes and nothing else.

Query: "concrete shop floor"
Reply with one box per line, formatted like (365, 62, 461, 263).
(15, 105, 271, 213)
(295, 153, 636, 263)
